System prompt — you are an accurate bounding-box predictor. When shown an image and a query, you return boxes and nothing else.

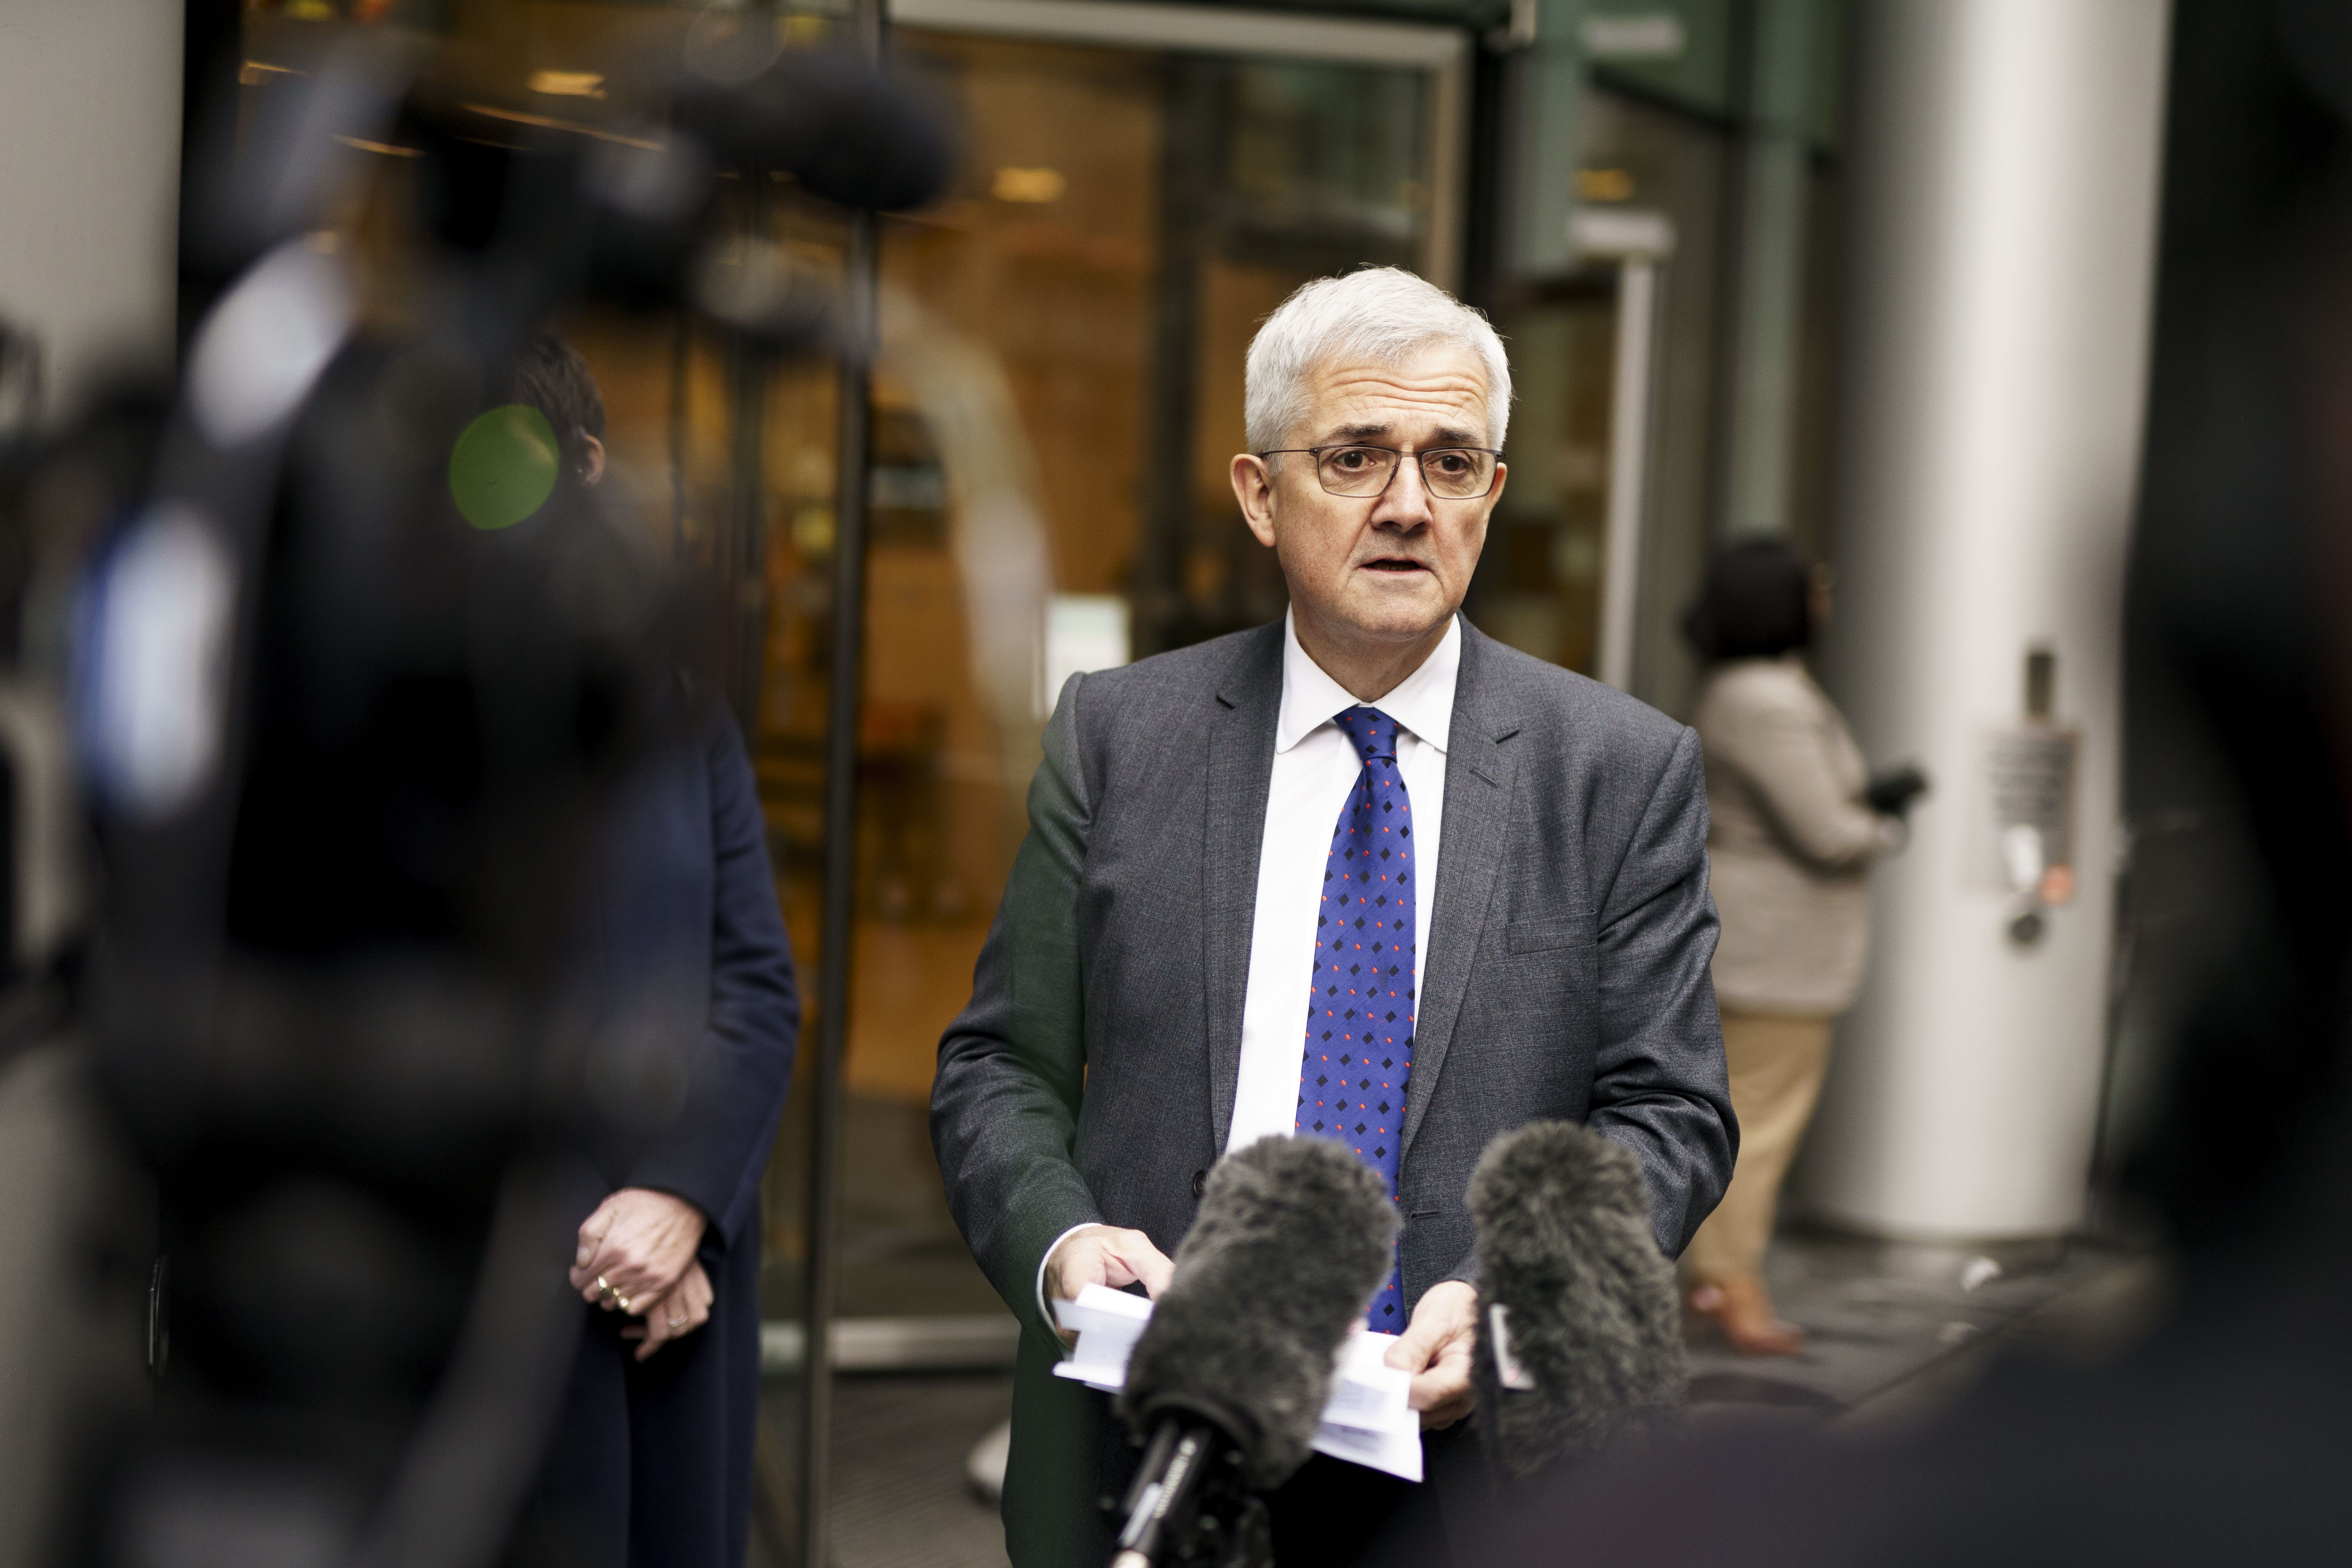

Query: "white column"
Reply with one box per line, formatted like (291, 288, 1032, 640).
(0, 0, 185, 419)
(1798, 0, 2169, 1239)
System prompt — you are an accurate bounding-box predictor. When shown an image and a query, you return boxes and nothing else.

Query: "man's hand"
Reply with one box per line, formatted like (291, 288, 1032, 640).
(1387, 1280, 1479, 1430)
(620, 1261, 715, 1362)
(1043, 1225, 1175, 1344)
(570, 1188, 707, 1312)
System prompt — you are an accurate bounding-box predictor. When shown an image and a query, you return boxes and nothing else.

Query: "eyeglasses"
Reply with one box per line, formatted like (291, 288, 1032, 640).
(1257, 444, 1503, 500)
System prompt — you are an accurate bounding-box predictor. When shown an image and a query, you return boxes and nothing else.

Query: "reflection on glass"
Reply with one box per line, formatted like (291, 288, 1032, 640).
(1227, 62, 1428, 241)
(1580, 85, 1727, 717)
(1476, 289, 1617, 674)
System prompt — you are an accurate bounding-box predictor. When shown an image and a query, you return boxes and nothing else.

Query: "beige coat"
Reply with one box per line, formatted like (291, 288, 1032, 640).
(1693, 656, 1891, 1016)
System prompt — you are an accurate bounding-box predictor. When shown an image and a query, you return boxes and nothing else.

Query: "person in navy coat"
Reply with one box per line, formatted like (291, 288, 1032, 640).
(519, 338, 801, 1568)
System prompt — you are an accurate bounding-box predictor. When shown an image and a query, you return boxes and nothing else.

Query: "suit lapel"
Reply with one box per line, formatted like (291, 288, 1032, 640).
(1203, 624, 1284, 1153)
(1403, 624, 1521, 1156)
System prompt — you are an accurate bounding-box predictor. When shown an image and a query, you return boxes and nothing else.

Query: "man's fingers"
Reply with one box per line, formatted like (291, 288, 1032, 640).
(1393, 1281, 1480, 1409)
(1408, 1361, 1468, 1406)
(1418, 1394, 1474, 1430)
(1103, 1232, 1175, 1298)
(1385, 1321, 1441, 1373)
(1046, 1231, 1114, 1302)
(1047, 1227, 1172, 1332)
(1386, 1304, 1459, 1371)
(1112, 1233, 1175, 1298)
(1131, 1249, 1174, 1298)
(1408, 1334, 1476, 1421)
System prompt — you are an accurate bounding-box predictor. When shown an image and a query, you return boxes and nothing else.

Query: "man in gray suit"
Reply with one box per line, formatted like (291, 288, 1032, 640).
(933, 267, 1735, 1567)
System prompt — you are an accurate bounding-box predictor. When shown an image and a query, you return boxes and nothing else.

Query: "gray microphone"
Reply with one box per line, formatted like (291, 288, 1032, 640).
(1468, 1120, 1686, 1478)
(1109, 1135, 1398, 1567)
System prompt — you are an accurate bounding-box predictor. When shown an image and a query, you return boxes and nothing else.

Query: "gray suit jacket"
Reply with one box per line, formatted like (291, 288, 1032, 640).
(931, 617, 1734, 1564)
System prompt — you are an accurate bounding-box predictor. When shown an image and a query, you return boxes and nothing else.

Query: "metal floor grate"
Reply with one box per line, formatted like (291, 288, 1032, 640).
(820, 1374, 1013, 1568)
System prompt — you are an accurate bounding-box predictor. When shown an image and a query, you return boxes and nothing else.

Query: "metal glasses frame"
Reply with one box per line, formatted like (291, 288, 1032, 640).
(1256, 443, 1504, 499)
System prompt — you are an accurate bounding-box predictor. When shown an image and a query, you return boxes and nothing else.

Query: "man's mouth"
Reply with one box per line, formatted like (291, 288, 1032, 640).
(1360, 556, 1429, 574)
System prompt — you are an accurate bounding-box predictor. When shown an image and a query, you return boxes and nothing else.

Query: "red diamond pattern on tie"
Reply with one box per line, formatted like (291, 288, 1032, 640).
(1295, 705, 1414, 1330)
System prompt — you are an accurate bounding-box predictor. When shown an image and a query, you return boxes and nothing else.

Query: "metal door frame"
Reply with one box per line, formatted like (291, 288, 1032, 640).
(1565, 205, 1674, 693)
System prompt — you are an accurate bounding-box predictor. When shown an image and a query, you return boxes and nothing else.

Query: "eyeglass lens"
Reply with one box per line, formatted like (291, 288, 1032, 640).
(1315, 445, 1496, 499)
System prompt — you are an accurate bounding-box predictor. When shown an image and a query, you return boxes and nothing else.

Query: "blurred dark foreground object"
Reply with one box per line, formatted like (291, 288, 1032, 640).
(0, 31, 950, 1568)
(1860, 764, 1927, 819)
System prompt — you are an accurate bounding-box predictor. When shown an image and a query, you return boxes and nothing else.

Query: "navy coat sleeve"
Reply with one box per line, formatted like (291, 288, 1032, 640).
(628, 715, 801, 1248)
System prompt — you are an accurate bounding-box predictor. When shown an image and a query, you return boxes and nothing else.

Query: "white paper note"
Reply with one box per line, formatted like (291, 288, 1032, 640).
(1049, 1290, 1425, 1481)
(1050, 1284, 1151, 1392)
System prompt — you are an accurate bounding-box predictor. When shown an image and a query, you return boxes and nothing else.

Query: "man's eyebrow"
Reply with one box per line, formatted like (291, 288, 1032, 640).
(1316, 421, 1488, 447)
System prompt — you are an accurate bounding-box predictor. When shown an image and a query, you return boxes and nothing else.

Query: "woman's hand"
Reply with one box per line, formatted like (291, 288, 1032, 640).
(621, 1262, 715, 1361)
(570, 1188, 707, 1312)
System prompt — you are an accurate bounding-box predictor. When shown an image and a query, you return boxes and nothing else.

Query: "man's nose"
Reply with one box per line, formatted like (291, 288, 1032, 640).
(1374, 455, 1436, 528)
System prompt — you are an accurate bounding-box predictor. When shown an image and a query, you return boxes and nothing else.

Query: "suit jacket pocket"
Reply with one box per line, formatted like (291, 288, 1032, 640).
(1506, 913, 1587, 955)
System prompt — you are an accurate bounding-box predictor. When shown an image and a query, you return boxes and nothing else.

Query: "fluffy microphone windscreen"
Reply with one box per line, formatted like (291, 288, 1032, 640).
(1118, 1136, 1399, 1489)
(1468, 1120, 1684, 1476)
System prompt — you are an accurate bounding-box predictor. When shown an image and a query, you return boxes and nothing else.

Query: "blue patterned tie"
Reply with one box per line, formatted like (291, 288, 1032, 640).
(1296, 706, 1415, 1329)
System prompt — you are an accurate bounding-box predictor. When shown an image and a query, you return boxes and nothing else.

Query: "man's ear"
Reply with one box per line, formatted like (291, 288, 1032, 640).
(1231, 453, 1278, 548)
(580, 433, 607, 487)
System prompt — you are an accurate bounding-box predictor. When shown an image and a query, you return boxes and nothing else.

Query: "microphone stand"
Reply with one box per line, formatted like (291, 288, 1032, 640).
(1107, 1416, 1273, 1568)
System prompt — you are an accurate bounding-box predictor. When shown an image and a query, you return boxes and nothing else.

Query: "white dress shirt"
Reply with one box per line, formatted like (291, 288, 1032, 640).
(1225, 611, 1457, 1151)
(1037, 613, 1460, 1321)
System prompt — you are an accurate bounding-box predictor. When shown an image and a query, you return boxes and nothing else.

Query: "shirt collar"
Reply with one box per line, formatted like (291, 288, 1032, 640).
(1276, 608, 1460, 756)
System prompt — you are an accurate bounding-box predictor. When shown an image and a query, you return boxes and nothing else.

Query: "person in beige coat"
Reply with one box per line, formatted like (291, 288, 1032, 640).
(1681, 540, 1924, 1353)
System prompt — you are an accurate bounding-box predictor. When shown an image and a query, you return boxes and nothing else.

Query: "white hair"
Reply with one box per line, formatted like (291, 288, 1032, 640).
(1243, 267, 1512, 455)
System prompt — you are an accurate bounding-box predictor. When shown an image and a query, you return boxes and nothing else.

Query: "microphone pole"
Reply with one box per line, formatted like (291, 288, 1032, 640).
(1108, 1417, 1261, 1568)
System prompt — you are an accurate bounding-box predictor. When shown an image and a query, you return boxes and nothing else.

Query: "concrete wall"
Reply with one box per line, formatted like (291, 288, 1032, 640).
(0, 0, 185, 419)
(1799, 0, 2171, 1238)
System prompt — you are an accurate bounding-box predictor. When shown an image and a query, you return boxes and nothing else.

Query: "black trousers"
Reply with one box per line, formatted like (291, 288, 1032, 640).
(1265, 1446, 1457, 1568)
